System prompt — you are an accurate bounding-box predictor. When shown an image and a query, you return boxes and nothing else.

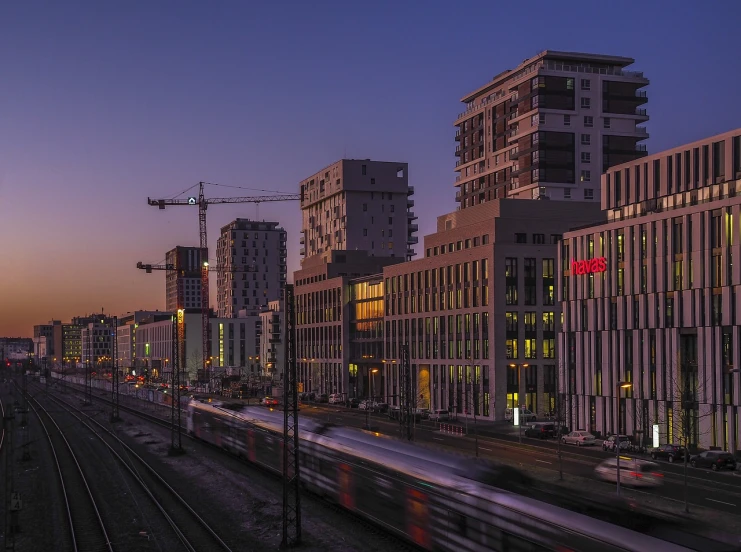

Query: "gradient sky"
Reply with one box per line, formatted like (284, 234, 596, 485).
(2, 1, 740, 337)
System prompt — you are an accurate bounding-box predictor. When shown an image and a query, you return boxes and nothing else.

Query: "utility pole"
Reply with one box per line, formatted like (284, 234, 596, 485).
(20, 371, 30, 462)
(169, 311, 185, 455)
(281, 284, 301, 548)
(110, 316, 121, 422)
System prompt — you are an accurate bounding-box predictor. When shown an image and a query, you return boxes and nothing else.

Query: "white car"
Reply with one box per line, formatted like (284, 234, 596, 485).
(328, 393, 344, 404)
(429, 409, 450, 422)
(561, 430, 596, 446)
(594, 458, 664, 488)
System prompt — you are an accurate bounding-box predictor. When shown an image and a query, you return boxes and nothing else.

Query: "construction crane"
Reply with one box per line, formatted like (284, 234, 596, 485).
(147, 182, 301, 388)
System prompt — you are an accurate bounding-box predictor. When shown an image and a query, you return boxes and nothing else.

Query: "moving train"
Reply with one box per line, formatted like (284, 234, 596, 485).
(186, 399, 739, 552)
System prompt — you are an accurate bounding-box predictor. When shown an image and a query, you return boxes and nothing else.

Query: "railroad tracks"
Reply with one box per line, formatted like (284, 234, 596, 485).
(25, 386, 233, 552)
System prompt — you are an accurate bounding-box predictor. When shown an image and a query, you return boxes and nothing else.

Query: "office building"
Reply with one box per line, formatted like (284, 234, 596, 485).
(81, 321, 114, 366)
(299, 159, 417, 262)
(259, 301, 284, 381)
(381, 199, 602, 419)
(455, 50, 649, 206)
(117, 311, 172, 374)
(216, 219, 287, 318)
(165, 246, 205, 311)
(558, 128, 741, 451)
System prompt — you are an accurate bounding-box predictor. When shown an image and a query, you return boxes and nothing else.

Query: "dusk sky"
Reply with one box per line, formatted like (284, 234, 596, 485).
(2, 1, 740, 337)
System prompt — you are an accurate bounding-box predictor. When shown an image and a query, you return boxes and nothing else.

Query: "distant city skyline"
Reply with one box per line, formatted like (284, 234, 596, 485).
(2, 1, 740, 336)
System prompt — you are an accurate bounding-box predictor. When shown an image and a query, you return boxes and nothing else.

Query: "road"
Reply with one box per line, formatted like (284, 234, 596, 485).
(300, 403, 741, 515)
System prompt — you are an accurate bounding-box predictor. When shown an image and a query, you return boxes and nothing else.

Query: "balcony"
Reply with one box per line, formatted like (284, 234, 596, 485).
(407, 199, 414, 208)
(300, 247, 305, 256)
(455, 129, 461, 141)
(299, 236, 305, 245)
(455, 190, 462, 201)
(406, 248, 415, 257)
(407, 236, 419, 244)
(455, 145, 461, 156)
(635, 107, 648, 117)
(409, 223, 419, 232)
(635, 126, 648, 136)
(407, 211, 418, 221)
(407, 186, 414, 196)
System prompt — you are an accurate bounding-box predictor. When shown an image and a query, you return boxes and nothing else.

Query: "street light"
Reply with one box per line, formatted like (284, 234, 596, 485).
(615, 381, 633, 496)
(366, 368, 378, 430)
(509, 363, 529, 444)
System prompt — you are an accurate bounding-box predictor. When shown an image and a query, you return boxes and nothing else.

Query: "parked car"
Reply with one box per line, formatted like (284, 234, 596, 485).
(328, 393, 344, 404)
(690, 451, 737, 471)
(374, 403, 390, 413)
(429, 409, 450, 422)
(602, 435, 633, 453)
(524, 422, 556, 439)
(318, 394, 329, 403)
(505, 407, 537, 423)
(594, 458, 664, 488)
(345, 397, 360, 408)
(260, 396, 279, 406)
(650, 444, 686, 463)
(562, 431, 596, 446)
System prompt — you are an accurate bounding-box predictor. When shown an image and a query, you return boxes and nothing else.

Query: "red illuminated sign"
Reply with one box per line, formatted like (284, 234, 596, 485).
(571, 257, 607, 275)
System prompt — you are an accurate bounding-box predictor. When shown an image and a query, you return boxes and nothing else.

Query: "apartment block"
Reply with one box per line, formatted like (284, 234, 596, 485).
(216, 219, 287, 318)
(299, 159, 417, 262)
(165, 246, 205, 311)
(382, 199, 602, 420)
(455, 50, 649, 206)
(294, 250, 405, 397)
(559, 128, 741, 452)
(81, 322, 114, 366)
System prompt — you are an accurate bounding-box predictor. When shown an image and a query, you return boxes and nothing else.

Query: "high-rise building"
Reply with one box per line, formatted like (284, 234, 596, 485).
(165, 246, 204, 311)
(558, 128, 741, 451)
(216, 219, 287, 318)
(454, 50, 649, 206)
(299, 159, 417, 262)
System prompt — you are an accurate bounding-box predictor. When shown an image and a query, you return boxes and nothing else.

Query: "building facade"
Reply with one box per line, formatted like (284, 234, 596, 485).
(259, 300, 284, 381)
(299, 159, 417, 262)
(558, 129, 741, 452)
(382, 199, 602, 420)
(295, 250, 405, 397)
(216, 219, 287, 318)
(166, 246, 204, 311)
(81, 322, 114, 366)
(117, 311, 173, 374)
(455, 50, 649, 207)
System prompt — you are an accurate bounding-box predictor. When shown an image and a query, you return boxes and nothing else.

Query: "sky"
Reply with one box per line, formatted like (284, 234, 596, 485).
(1, 0, 740, 337)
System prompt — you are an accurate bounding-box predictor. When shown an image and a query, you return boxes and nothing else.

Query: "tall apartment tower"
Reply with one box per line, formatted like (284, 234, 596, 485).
(299, 159, 417, 263)
(165, 246, 204, 311)
(455, 50, 649, 206)
(216, 219, 287, 318)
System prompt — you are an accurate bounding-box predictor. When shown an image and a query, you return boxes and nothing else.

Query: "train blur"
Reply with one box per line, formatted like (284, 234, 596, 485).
(186, 399, 739, 552)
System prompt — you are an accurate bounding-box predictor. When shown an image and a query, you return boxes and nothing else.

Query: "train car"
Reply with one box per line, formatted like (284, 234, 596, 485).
(185, 400, 717, 552)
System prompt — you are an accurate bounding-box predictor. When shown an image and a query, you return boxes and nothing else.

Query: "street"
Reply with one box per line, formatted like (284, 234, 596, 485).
(301, 404, 741, 515)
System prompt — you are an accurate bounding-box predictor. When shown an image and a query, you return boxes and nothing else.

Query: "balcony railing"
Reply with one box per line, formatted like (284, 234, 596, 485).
(407, 185, 415, 196)
(409, 223, 419, 232)
(407, 236, 419, 244)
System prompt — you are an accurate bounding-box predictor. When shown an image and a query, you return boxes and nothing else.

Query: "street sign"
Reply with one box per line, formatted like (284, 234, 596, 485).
(10, 492, 22, 511)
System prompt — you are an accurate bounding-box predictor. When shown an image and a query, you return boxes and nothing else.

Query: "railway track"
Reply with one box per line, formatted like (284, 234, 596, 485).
(27, 393, 113, 552)
(26, 385, 233, 552)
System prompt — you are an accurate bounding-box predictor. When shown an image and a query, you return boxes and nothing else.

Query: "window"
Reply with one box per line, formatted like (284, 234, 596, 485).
(524, 339, 537, 359)
(533, 234, 545, 244)
(363, 203, 368, 212)
(515, 233, 527, 243)
(564, 188, 571, 199)
(506, 339, 518, 359)
(581, 170, 591, 182)
(584, 188, 594, 200)
(542, 312, 555, 332)
(505, 312, 518, 332)
(543, 339, 556, 359)
(581, 79, 591, 90)
(581, 97, 591, 109)
(363, 228, 367, 236)
(581, 134, 591, 145)
(581, 152, 591, 163)
(524, 312, 537, 332)
(604, 117, 611, 129)
(584, 116, 593, 127)
(564, 115, 571, 126)
(362, 164, 367, 175)
(539, 113, 546, 125)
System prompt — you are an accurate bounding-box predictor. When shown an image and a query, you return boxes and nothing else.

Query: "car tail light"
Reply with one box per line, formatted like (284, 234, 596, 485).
(628, 471, 643, 478)
(651, 472, 664, 477)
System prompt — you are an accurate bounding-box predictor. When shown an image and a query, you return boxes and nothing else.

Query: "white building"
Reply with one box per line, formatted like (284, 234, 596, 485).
(259, 300, 284, 382)
(216, 219, 287, 318)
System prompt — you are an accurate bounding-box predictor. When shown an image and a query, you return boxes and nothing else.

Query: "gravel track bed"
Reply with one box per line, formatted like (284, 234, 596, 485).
(46, 382, 420, 551)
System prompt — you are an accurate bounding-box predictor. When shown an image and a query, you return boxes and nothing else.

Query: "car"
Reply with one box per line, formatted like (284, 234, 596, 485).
(429, 409, 450, 422)
(505, 407, 537, 423)
(345, 398, 360, 408)
(524, 422, 556, 439)
(690, 451, 737, 471)
(260, 397, 279, 406)
(562, 431, 596, 446)
(650, 444, 686, 463)
(318, 394, 329, 403)
(594, 458, 664, 488)
(602, 435, 633, 453)
(328, 393, 344, 404)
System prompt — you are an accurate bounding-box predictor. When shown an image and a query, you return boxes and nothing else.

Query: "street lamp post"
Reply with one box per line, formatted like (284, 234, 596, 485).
(509, 363, 529, 444)
(366, 368, 378, 430)
(615, 381, 633, 496)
